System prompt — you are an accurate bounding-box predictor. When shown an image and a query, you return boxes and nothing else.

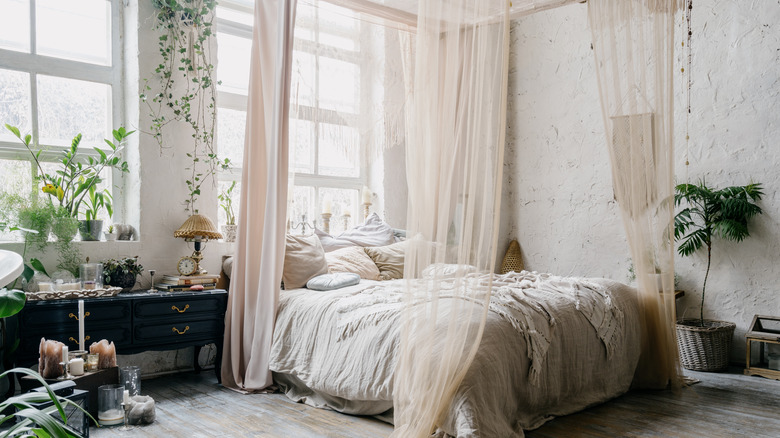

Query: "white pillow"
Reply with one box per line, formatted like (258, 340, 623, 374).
(315, 213, 396, 252)
(421, 263, 478, 279)
(282, 234, 329, 289)
(306, 273, 361, 291)
(364, 240, 407, 281)
(325, 246, 381, 280)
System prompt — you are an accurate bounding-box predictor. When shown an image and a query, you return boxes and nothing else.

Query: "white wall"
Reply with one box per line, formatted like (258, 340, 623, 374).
(500, 1, 780, 363)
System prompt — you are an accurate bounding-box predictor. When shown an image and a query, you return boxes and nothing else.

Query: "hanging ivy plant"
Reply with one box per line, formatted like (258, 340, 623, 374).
(141, 0, 229, 212)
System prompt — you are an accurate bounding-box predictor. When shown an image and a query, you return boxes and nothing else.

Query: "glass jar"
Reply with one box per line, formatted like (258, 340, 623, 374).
(97, 384, 124, 426)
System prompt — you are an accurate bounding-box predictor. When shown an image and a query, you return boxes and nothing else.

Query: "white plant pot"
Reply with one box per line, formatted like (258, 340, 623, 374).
(104, 232, 117, 241)
(222, 224, 237, 243)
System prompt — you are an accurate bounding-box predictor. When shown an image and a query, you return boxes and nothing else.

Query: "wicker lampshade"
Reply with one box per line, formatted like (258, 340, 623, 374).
(174, 214, 223, 240)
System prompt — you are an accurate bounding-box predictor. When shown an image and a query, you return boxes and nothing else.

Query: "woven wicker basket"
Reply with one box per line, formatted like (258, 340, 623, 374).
(500, 239, 524, 274)
(676, 319, 736, 371)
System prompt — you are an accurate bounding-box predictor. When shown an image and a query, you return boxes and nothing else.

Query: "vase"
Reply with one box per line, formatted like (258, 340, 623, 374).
(78, 220, 103, 241)
(104, 232, 117, 241)
(107, 272, 137, 292)
(221, 224, 237, 243)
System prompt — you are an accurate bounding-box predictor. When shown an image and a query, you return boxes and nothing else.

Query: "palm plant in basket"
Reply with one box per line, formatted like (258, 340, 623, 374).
(674, 180, 763, 371)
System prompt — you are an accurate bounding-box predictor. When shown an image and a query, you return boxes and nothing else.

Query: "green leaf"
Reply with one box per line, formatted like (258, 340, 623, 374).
(0, 288, 26, 318)
(29, 258, 49, 277)
(4, 124, 21, 138)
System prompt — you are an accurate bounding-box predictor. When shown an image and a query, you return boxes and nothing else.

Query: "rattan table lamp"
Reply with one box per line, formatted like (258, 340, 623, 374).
(173, 213, 223, 276)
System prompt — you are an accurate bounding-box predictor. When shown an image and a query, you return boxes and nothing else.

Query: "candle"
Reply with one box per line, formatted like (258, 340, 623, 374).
(323, 197, 332, 214)
(123, 390, 130, 405)
(38, 282, 53, 291)
(61, 345, 69, 364)
(362, 186, 371, 204)
(343, 209, 351, 217)
(70, 358, 84, 376)
(78, 300, 85, 350)
(86, 353, 100, 371)
(60, 282, 81, 291)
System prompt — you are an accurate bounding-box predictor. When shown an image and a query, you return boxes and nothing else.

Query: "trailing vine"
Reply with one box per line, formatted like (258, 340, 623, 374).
(141, 0, 229, 212)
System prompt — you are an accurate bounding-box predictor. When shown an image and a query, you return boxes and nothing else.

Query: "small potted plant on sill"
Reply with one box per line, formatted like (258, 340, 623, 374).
(78, 185, 113, 241)
(104, 224, 117, 241)
(219, 181, 237, 243)
(674, 179, 764, 371)
(103, 257, 144, 292)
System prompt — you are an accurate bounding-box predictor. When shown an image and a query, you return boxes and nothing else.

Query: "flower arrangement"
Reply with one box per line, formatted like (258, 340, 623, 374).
(218, 180, 237, 226)
(103, 256, 144, 291)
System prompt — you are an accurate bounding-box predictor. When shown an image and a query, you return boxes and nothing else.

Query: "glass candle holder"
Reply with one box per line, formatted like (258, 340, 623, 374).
(119, 366, 141, 396)
(79, 263, 104, 290)
(86, 353, 100, 372)
(98, 384, 125, 426)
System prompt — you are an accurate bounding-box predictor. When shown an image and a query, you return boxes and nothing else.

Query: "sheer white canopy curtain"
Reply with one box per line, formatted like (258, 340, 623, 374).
(588, 0, 682, 389)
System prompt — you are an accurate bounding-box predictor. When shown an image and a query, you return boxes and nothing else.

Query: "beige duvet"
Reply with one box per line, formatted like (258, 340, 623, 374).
(269, 272, 641, 437)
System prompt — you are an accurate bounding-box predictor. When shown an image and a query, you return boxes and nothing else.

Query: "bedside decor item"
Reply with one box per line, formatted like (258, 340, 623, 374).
(744, 314, 780, 380)
(115, 224, 136, 241)
(125, 394, 156, 425)
(149, 269, 158, 292)
(86, 353, 100, 372)
(25, 286, 122, 301)
(90, 339, 117, 369)
(102, 257, 143, 292)
(174, 213, 222, 275)
(80, 263, 104, 290)
(500, 239, 525, 274)
(38, 338, 66, 379)
(674, 180, 764, 371)
(98, 383, 125, 426)
(219, 180, 238, 243)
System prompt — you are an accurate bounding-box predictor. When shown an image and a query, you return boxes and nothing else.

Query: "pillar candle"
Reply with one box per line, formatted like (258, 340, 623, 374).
(362, 186, 371, 204)
(61, 345, 68, 364)
(78, 300, 85, 350)
(70, 358, 84, 376)
(323, 197, 332, 214)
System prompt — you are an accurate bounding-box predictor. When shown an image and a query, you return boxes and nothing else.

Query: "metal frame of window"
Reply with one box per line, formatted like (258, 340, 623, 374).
(0, 0, 124, 210)
(216, 1, 367, 219)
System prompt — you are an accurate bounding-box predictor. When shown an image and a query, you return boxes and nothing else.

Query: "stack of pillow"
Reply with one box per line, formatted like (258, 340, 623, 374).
(283, 213, 406, 291)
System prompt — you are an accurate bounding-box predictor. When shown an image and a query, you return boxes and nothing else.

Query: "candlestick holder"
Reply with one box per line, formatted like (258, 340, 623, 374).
(342, 213, 351, 231)
(320, 212, 332, 234)
(149, 269, 157, 292)
(362, 202, 371, 220)
(291, 214, 315, 235)
(59, 361, 71, 380)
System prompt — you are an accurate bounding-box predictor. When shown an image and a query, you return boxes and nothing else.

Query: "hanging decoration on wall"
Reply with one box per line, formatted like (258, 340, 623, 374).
(141, 0, 229, 212)
(682, 0, 693, 180)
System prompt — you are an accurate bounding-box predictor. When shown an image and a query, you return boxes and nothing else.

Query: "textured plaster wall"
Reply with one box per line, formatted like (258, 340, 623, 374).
(500, 1, 780, 363)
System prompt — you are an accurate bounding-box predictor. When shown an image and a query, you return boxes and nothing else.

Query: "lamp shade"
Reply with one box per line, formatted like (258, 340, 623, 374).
(173, 214, 223, 240)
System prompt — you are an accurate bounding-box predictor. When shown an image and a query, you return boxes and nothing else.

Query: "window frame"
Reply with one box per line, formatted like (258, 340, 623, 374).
(216, 0, 370, 230)
(0, 0, 125, 215)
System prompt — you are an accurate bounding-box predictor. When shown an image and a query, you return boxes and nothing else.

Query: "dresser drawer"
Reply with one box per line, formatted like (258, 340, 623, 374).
(134, 295, 225, 320)
(134, 318, 222, 345)
(21, 300, 131, 329)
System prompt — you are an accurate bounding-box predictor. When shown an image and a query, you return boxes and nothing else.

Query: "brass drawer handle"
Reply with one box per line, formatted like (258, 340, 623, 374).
(172, 326, 190, 335)
(69, 336, 90, 344)
(171, 304, 190, 313)
(68, 312, 90, 321)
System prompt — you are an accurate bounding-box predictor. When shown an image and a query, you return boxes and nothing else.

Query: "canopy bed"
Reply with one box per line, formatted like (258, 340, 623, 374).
(221, 0, 683, 436)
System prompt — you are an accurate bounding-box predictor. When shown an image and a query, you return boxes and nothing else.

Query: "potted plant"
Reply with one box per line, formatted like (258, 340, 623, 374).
(104, 224, 117, 241)
(103, 257, 144, 292)
(219, 181, 237, 243)
(674, 180, 764, 371)
(78, 185, 112, 241)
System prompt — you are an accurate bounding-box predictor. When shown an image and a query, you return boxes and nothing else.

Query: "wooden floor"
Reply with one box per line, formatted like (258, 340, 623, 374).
(92, 368, 780, 437)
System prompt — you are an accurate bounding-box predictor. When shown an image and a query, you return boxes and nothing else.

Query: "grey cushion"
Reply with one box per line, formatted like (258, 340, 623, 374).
(306, 273, 361, 291)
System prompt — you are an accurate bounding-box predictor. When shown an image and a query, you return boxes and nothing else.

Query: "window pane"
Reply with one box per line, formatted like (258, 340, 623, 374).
(217, 32, 252, 94)
(39, 162, 112, 222)
(0, 68, 32, 143)
(37, 75, 110, 147)
(290, 119, 314, 174)
(216, 5, 253, 26)
(318, 123, 359, 177)
(318, 56, 359, 113)
(0, 0, 30, 53)
(290, 185, 314, 231)
(319, 187, 358, 234)
(0, 160, 31, 241)
(291, 51, 315, 108)
(36, 0, 111, 65)
(217, 107, 246, 168)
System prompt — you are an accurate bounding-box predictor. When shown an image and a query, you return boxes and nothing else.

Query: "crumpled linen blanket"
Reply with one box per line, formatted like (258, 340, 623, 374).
(270, 271, 641, 437)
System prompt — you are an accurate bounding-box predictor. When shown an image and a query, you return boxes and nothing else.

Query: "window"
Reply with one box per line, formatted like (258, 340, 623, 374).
(0, 0, 124, 234)
(216, 0, 369, 234)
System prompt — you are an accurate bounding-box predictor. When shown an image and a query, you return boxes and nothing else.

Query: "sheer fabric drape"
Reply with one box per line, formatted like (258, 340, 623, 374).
(392, 1, 510, 435)
(588, 0, 682, 389)
(221, 0, 297, 392)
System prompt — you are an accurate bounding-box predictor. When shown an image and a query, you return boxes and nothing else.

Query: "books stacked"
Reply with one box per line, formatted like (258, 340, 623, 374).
(156, 274, 219, 291)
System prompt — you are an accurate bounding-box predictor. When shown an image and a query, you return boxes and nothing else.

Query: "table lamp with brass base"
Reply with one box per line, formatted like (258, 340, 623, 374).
(174, 213, 223, 276)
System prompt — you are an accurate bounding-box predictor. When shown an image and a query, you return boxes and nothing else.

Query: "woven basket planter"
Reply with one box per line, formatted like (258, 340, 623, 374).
(676, 319, 736, 371)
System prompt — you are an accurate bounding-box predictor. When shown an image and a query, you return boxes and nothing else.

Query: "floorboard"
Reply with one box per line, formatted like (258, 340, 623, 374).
(90, 367, 780, 437)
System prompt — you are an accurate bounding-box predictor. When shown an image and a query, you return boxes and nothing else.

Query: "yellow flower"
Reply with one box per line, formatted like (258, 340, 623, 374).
(41, 184, 65, 201)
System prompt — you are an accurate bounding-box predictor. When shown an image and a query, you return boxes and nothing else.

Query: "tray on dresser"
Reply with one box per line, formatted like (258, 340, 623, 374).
(25, 287, 122, 301)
